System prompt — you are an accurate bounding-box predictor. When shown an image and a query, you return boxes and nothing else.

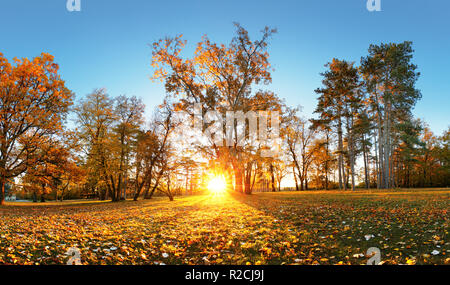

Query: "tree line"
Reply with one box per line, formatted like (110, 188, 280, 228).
(0, 25, 448, 204)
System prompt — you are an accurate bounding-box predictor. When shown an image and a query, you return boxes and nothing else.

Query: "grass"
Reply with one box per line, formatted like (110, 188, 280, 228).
(0, 188, 449, 265)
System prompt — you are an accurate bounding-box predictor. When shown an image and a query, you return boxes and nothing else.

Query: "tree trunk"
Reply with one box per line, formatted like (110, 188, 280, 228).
(133, 178, 147, 201)
(337, 117, 344, 190)
(244, 163, 253, 194)
(383, 101, 391, 189)
(348, 116, 355, 191)
(0, 178, 5, 205)
(99, 186, 106, 200)
(344, 167, 349, 190)
(374, 135, 380, 189)
(234, 167, 244, 193)
(325, 132, 330, 190)
(145, 186, 156, 199)
(270, 163, 276, 192)
(293, 166, 299, 191)
(363, 134, 370, 189)
(166, 175, 174, 201)
(145, 176, 161, 199)
(40, 184, 46, 202)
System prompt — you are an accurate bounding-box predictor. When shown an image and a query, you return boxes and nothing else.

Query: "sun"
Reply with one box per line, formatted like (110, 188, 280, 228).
(207, 175, 227, 194)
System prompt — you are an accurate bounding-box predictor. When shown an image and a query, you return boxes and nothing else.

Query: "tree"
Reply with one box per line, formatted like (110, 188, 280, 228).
(436, 127, 450, 187)
(0, 53, 73, 204)
(353, 112, 374, 189)
(310, 136, 336, 190)
(52, 132, 86, 201)
(394, 118, 423, 187)
(416, 126, 439, 187)
(113, 95, 145, 200)
(314, 59, 360, 190)
(133, 103, 177, 200)
(21, 134, 85, 202)
(361, 42, 421, 189)
(272, 159, 287, 191)
(310, 118, 335, 190)
(74, 89, 116, 200)
(151, 23, 280, 195)
(282, 106, 317, 190)
(75, 90, 145, 202)
(155, 146, 178, 201)
(133, 129, 159, 200)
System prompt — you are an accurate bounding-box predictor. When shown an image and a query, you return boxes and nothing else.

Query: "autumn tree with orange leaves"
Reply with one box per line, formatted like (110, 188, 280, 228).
(151, 24, 282, 194)
(22, 133, 85, 202)
(0, 52, 73, 204)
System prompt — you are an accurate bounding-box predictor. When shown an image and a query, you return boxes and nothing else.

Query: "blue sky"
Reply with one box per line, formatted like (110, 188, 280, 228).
(0, 0, 449, 135)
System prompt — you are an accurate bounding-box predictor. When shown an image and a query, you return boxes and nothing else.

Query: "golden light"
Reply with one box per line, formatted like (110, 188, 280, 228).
(207, 175, 227, 194)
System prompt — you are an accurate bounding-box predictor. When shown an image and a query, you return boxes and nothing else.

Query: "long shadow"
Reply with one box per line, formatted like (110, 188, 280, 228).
(0, 194, 211, 217)
(227, 191, 301, 225)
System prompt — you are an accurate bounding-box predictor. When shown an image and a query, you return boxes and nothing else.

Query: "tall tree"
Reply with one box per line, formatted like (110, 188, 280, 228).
(282, 106, 317, 190)
(353, 112, 374, 189)
(151, 23, 280, 194)
(395, 118, 423, 187)
(361, 42, 421, 189)
(0, 53, 73, 204)
(113, 95, 145, 200)
(310, 119, 334, 190)
(314, 59, 360, 190)
(134, 103, 177, 200)
(74, 89, 117, 200)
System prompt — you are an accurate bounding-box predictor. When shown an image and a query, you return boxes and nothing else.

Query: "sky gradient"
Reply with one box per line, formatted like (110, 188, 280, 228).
(0, 0, 449, 134)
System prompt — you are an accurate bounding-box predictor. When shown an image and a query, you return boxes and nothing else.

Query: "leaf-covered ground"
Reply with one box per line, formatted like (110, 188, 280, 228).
(1, 189, 449, 265)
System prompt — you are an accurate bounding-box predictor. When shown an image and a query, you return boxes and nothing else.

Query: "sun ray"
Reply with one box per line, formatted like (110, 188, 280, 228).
(207, 174, 227, 195)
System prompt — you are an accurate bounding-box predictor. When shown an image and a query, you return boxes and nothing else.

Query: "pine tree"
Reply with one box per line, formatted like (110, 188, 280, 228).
(361, 42, 421, 189)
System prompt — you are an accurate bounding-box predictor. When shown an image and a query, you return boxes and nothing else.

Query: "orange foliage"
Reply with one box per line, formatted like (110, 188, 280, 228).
(0, 52, 73, 204)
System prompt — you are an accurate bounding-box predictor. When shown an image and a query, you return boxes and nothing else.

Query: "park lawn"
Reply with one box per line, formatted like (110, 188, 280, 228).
(0, 189, 449, 265)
